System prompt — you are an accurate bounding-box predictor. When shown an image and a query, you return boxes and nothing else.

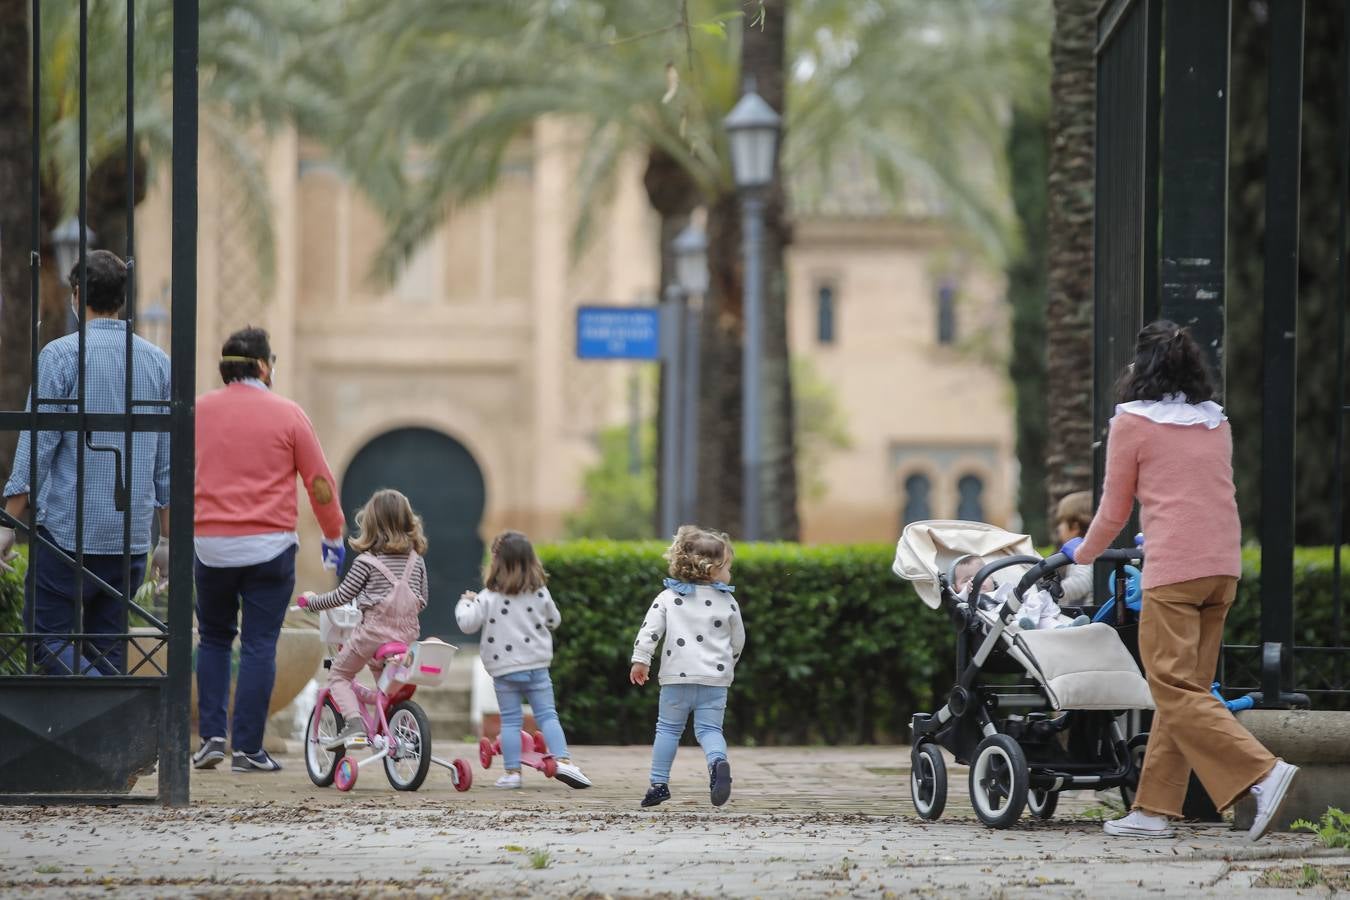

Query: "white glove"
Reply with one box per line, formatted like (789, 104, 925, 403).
(0, 527, 16, 574)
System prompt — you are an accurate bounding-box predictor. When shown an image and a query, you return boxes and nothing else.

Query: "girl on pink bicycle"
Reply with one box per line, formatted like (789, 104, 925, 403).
(298, 488, 428, 749)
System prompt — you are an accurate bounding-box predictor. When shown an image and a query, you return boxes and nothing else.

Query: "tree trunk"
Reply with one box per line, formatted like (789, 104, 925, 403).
(643, 147, 699, 538)
(696, 0, 798, 541)
(1007, 104, 1050, 543)
(698, 192, 745, 534)
(0, 0, 33, 485)
(1043, 0, 1096, 523)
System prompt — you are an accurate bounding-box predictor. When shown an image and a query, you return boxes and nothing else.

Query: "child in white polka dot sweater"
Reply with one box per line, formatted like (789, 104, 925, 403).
(456, 531, 590, 791)
(630, 525, 746, 808)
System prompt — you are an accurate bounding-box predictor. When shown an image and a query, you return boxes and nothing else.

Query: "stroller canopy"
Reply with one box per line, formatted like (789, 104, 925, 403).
(893, 520, 1040, 610)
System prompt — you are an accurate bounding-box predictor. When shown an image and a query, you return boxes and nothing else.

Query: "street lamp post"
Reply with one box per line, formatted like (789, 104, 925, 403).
(659, 281, 685, 539)
(673, 223, 709, 525)
(724, 87, 781, 542)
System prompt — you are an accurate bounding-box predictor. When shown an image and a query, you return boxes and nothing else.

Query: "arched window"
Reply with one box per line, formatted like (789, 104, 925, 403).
(936, 280, 957, 345)
(957, 473, 985, 522)
(816, 282, 836, 344)
(903, 473, 933, 526)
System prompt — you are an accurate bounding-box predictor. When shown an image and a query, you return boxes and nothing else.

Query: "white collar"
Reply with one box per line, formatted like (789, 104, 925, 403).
(239, 378, 270, 392)
(1117, 393, 1226, 429)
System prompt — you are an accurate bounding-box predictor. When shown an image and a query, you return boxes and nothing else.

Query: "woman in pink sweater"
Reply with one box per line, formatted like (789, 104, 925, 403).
(1069, 321, 1296, 841)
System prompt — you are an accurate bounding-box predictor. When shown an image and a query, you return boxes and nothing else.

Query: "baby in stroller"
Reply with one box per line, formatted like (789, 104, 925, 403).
(952, 555, 1088, 631)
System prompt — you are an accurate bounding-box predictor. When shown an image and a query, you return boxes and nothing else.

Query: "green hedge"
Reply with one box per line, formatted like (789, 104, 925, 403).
(540, 542, 1350, 745)
(1, 540, 1346, 737)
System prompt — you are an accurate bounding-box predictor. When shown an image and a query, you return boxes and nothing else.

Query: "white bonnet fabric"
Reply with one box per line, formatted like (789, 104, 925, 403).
(893, 520, 1039, 610)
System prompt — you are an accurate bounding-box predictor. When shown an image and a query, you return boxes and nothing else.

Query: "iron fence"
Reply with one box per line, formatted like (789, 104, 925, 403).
(0, 0, 197, 804)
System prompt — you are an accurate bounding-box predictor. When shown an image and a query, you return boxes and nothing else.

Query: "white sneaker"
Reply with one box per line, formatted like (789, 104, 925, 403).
(1103, 809, 1175, 838)
(1248, 759, 1300, 842)
(495, 772, 522, 790)
(554, 761, 592, 789)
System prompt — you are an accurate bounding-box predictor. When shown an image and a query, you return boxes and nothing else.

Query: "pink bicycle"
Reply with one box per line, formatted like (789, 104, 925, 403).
(300, 605, 473, 793)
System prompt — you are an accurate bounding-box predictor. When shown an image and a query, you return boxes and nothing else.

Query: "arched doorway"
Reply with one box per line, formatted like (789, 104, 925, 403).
(342, 427, 486, 642)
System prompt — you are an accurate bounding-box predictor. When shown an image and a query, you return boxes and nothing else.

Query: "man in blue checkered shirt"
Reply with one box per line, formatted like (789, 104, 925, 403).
(0, 250, 171, 675)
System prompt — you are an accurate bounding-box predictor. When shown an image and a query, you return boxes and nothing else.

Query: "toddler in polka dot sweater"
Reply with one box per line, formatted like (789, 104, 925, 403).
(630, 525, 746, 808)
(456, 531, 591, 791)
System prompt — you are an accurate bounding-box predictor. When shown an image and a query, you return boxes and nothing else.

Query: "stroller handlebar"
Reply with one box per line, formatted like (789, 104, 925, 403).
(1014, 547, 1144, 599)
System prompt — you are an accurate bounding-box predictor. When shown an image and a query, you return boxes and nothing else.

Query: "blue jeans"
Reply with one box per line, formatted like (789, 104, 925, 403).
(194, 545, 297, 753)
(650, 683, 728, 783)
(27, 528, 148, 675)
(493, 668, 570, 771)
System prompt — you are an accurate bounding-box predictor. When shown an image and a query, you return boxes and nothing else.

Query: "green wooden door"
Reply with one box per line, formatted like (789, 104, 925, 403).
(340, 428, 485, 643)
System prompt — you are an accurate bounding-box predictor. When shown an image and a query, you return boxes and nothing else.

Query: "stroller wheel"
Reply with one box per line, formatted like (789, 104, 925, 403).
(969, 734, 1029, 828)
(910, 743, 947, 820)
(1028, 787, 1059, 820)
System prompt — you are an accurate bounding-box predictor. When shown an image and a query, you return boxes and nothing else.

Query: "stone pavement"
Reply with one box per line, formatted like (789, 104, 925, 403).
(0, 745, 1343, 898)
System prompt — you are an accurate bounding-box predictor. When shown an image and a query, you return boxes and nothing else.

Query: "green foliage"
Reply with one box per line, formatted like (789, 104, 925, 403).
(540, 541, 1350, 743)
(0, 547, 25, 675)
(792, 357, 852, 503)
(1292, 808, 1350, 850)
(564, 421, 657, 541)
(541, 541, 950, 745)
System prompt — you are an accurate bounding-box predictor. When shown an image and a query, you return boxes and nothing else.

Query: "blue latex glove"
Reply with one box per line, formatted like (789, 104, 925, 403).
(1134, 533, 1145, 547)
(1060, 536, 1084, 563)
(320, 537, 346, 573)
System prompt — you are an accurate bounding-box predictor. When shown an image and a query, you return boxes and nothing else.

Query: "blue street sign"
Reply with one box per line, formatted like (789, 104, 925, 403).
(576, 305, 661, 360)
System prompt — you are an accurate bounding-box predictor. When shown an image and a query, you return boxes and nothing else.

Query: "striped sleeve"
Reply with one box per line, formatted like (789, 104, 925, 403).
(309, 558, 373, 611)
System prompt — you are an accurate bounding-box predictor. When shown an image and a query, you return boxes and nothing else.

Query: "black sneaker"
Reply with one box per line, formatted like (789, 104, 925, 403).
(709, 759, 732, 807)
(641, 783, 671, 807)
(231, 749, 283, 773)
(192, 737, 226, 770)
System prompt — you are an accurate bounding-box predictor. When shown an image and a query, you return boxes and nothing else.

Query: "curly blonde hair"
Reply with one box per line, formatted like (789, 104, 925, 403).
(663, 525, 734, 583)
(349, 489, 428, 556)
(484, 530, 547, 595)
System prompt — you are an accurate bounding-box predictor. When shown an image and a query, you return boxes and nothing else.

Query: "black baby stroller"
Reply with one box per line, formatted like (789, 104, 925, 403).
(893, 520, 1151, 828)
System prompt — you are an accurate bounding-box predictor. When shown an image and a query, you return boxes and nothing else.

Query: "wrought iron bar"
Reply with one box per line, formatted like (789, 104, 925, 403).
(162, 0, 200, 807)
(24, 0, 41, 675)
(121, 0, 138, 675)
(1258, 0, 1305, 702)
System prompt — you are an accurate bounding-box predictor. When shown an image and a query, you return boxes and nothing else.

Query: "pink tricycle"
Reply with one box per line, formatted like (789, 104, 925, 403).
(301, 605, 473, 793)
(479, 729, 559, 779)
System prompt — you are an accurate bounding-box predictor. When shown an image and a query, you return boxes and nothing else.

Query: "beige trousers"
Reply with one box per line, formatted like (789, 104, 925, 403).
(1134, 575, 1276, 817)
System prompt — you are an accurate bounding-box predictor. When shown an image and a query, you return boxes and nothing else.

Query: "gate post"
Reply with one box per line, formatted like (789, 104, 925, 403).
(1158, 0, 1231, 387)
(160, 0, 199, 806)
(1258, 0, 1305, 705)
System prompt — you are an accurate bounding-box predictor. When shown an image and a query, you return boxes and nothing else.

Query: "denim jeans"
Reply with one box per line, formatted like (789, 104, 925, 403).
(493, 668, 570, 771)
(194, 545, 297, 753)
(650, 683, 728, 783)
(27, 528, 147, 675)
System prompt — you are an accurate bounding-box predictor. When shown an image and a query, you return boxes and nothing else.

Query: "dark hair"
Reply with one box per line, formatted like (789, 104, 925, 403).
(69, 250, 128, 315)
(483, 530, 547, 595)
(1115, 319, 1217, 404)
(219, 326, 272, 384)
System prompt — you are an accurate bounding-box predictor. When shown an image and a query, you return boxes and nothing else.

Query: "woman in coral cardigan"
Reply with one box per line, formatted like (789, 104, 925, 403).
(1067, 320, 1296, 841)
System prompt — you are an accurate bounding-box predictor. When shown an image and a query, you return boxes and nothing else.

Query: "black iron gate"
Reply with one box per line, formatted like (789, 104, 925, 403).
(1093, 0, 1349, 709)
(0, 0, 197, 804)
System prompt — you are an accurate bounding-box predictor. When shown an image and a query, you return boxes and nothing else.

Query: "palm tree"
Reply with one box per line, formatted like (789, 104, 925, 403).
(1043, 0, 1096, 522)
(0, 0, 318, 482)
(294, 0, 1048, 539)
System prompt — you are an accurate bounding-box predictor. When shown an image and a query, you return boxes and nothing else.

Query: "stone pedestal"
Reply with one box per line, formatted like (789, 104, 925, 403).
(1232, 709, 1350, 833)
(131, 626, 323, 754)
